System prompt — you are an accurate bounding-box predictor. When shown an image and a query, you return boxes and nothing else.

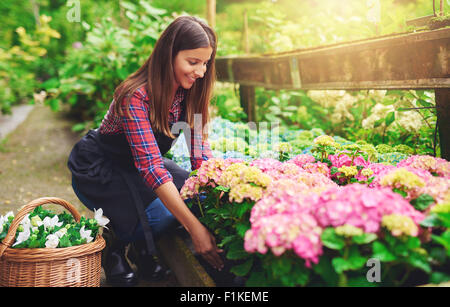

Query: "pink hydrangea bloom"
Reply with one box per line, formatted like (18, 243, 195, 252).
(295, 171, 337, 189)
(288, 154, 316, 168)
(250, 159, 301, 180)
(244, 212, 323, 267)
(328, 151, 370, 169)
(368, 163, 396, 176)
(398, 155, 450, 178)
(252, 179, 312, 224)
(196, 157, 244, 186)
(249, 158, 282, 173)
(372, 166, 434, 200)
(181, 158, 245, 200)
(246, 176, 336, 267)
(292, 234, 323, 267)
(328, 153, 352, 168)
(303, 162, 331, 177)
(366, 163, 395, 187)
(180, 176, 201, 200)
(421, 176, 450, 205)
(353, 155, 371, 168)
(310, 184, 425, 233)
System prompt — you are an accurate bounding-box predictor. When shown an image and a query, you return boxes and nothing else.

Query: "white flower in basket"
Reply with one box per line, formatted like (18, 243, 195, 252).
(45, 234, 60, 248)
(80, 226, 94, 243)
(54, 227, 67, 238)
(42, 215, 63, 230)
(12, 227, 31, 247)
(19, 214, 32, 230)
(0, 211, 14, 227)
(94, 208, 110, 228)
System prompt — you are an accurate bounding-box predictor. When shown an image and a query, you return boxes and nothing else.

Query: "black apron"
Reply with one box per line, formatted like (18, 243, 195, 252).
(67, 106, 189, 256)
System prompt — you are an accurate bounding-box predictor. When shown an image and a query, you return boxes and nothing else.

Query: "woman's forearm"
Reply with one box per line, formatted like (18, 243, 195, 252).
(154, 181, 202, 234)
(155, 180, 224, 270)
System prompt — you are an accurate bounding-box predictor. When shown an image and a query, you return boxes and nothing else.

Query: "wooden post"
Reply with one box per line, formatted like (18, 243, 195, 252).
(206, 0, 216, 28)
(436, 89, 450, 160)
(240, 85, 256, 123)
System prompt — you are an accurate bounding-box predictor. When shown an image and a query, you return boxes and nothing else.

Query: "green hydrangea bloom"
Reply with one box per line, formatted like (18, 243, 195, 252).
(276, 142, 293, 153)
(360, 144, 378, 162)
(335, 224, 364, 237)
(393, 144, 414, 155)
(356, 140, 368, 146)
(338, 165, 358, 177)
(342, 143, 361, 151)
(382, 214, 418, 237)
(296, 130, 314, 141)
(314, 135, 337, 147)
(291, 139, 314, 150)
(376, 144, 394, 154)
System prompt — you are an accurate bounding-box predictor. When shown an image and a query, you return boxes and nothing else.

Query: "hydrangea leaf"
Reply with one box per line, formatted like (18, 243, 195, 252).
(372, 241, 396, 262)
(410, 194, 435, 211)
(352, 233, 377, 245)
(321, 228, 345, 250)
(230, 258, 253, 277)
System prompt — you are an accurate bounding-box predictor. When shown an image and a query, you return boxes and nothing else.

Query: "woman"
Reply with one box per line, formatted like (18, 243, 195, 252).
(68, 16, 223, 287)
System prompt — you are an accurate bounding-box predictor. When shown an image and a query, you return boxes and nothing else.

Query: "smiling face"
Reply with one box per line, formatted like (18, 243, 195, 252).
(173, 46, 213, 90)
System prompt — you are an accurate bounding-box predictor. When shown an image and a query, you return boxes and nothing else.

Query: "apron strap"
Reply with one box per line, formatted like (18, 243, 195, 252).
(91, 128, 156, 251)
(119, 169, 156, 256)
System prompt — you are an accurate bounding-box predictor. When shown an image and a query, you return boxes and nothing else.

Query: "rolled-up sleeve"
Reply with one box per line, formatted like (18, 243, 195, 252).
(121, 90, 173, 190)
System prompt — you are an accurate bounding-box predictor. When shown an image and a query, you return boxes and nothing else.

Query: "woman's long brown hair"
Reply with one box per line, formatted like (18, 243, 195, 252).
(112, 16, 217, 139)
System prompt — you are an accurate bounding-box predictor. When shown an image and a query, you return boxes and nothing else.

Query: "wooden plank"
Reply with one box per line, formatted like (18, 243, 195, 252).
(406, 15, 434, 27)
(156, 233, 216, 287)
(216, 28, 450, 90)
(262, 79, 450, 91)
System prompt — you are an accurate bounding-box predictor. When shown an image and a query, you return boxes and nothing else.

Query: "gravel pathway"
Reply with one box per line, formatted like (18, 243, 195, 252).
(0, 104, 85, 215)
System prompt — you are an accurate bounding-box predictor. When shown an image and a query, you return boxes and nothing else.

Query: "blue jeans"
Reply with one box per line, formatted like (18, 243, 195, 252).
(72, 178, 178, 243)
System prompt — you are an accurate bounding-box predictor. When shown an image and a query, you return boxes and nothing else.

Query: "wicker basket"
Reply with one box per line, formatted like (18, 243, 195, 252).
(0, 197, 106, 287)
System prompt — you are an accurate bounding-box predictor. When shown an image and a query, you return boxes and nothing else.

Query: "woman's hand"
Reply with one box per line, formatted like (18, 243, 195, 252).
(155, 181, 224, 270)
(190, 223, 224, 271)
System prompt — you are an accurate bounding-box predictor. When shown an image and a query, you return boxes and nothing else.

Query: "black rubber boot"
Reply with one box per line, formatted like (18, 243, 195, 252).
(102, 228, 138, 287)
(128, 240, 170, 282)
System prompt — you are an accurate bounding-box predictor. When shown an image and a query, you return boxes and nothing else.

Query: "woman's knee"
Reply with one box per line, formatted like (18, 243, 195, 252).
(146, 198, 179, 237)
(71, 176, 96, 211)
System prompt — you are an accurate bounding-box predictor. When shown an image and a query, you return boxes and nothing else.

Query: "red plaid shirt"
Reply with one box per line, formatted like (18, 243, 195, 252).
(99, 86, 212, 191)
